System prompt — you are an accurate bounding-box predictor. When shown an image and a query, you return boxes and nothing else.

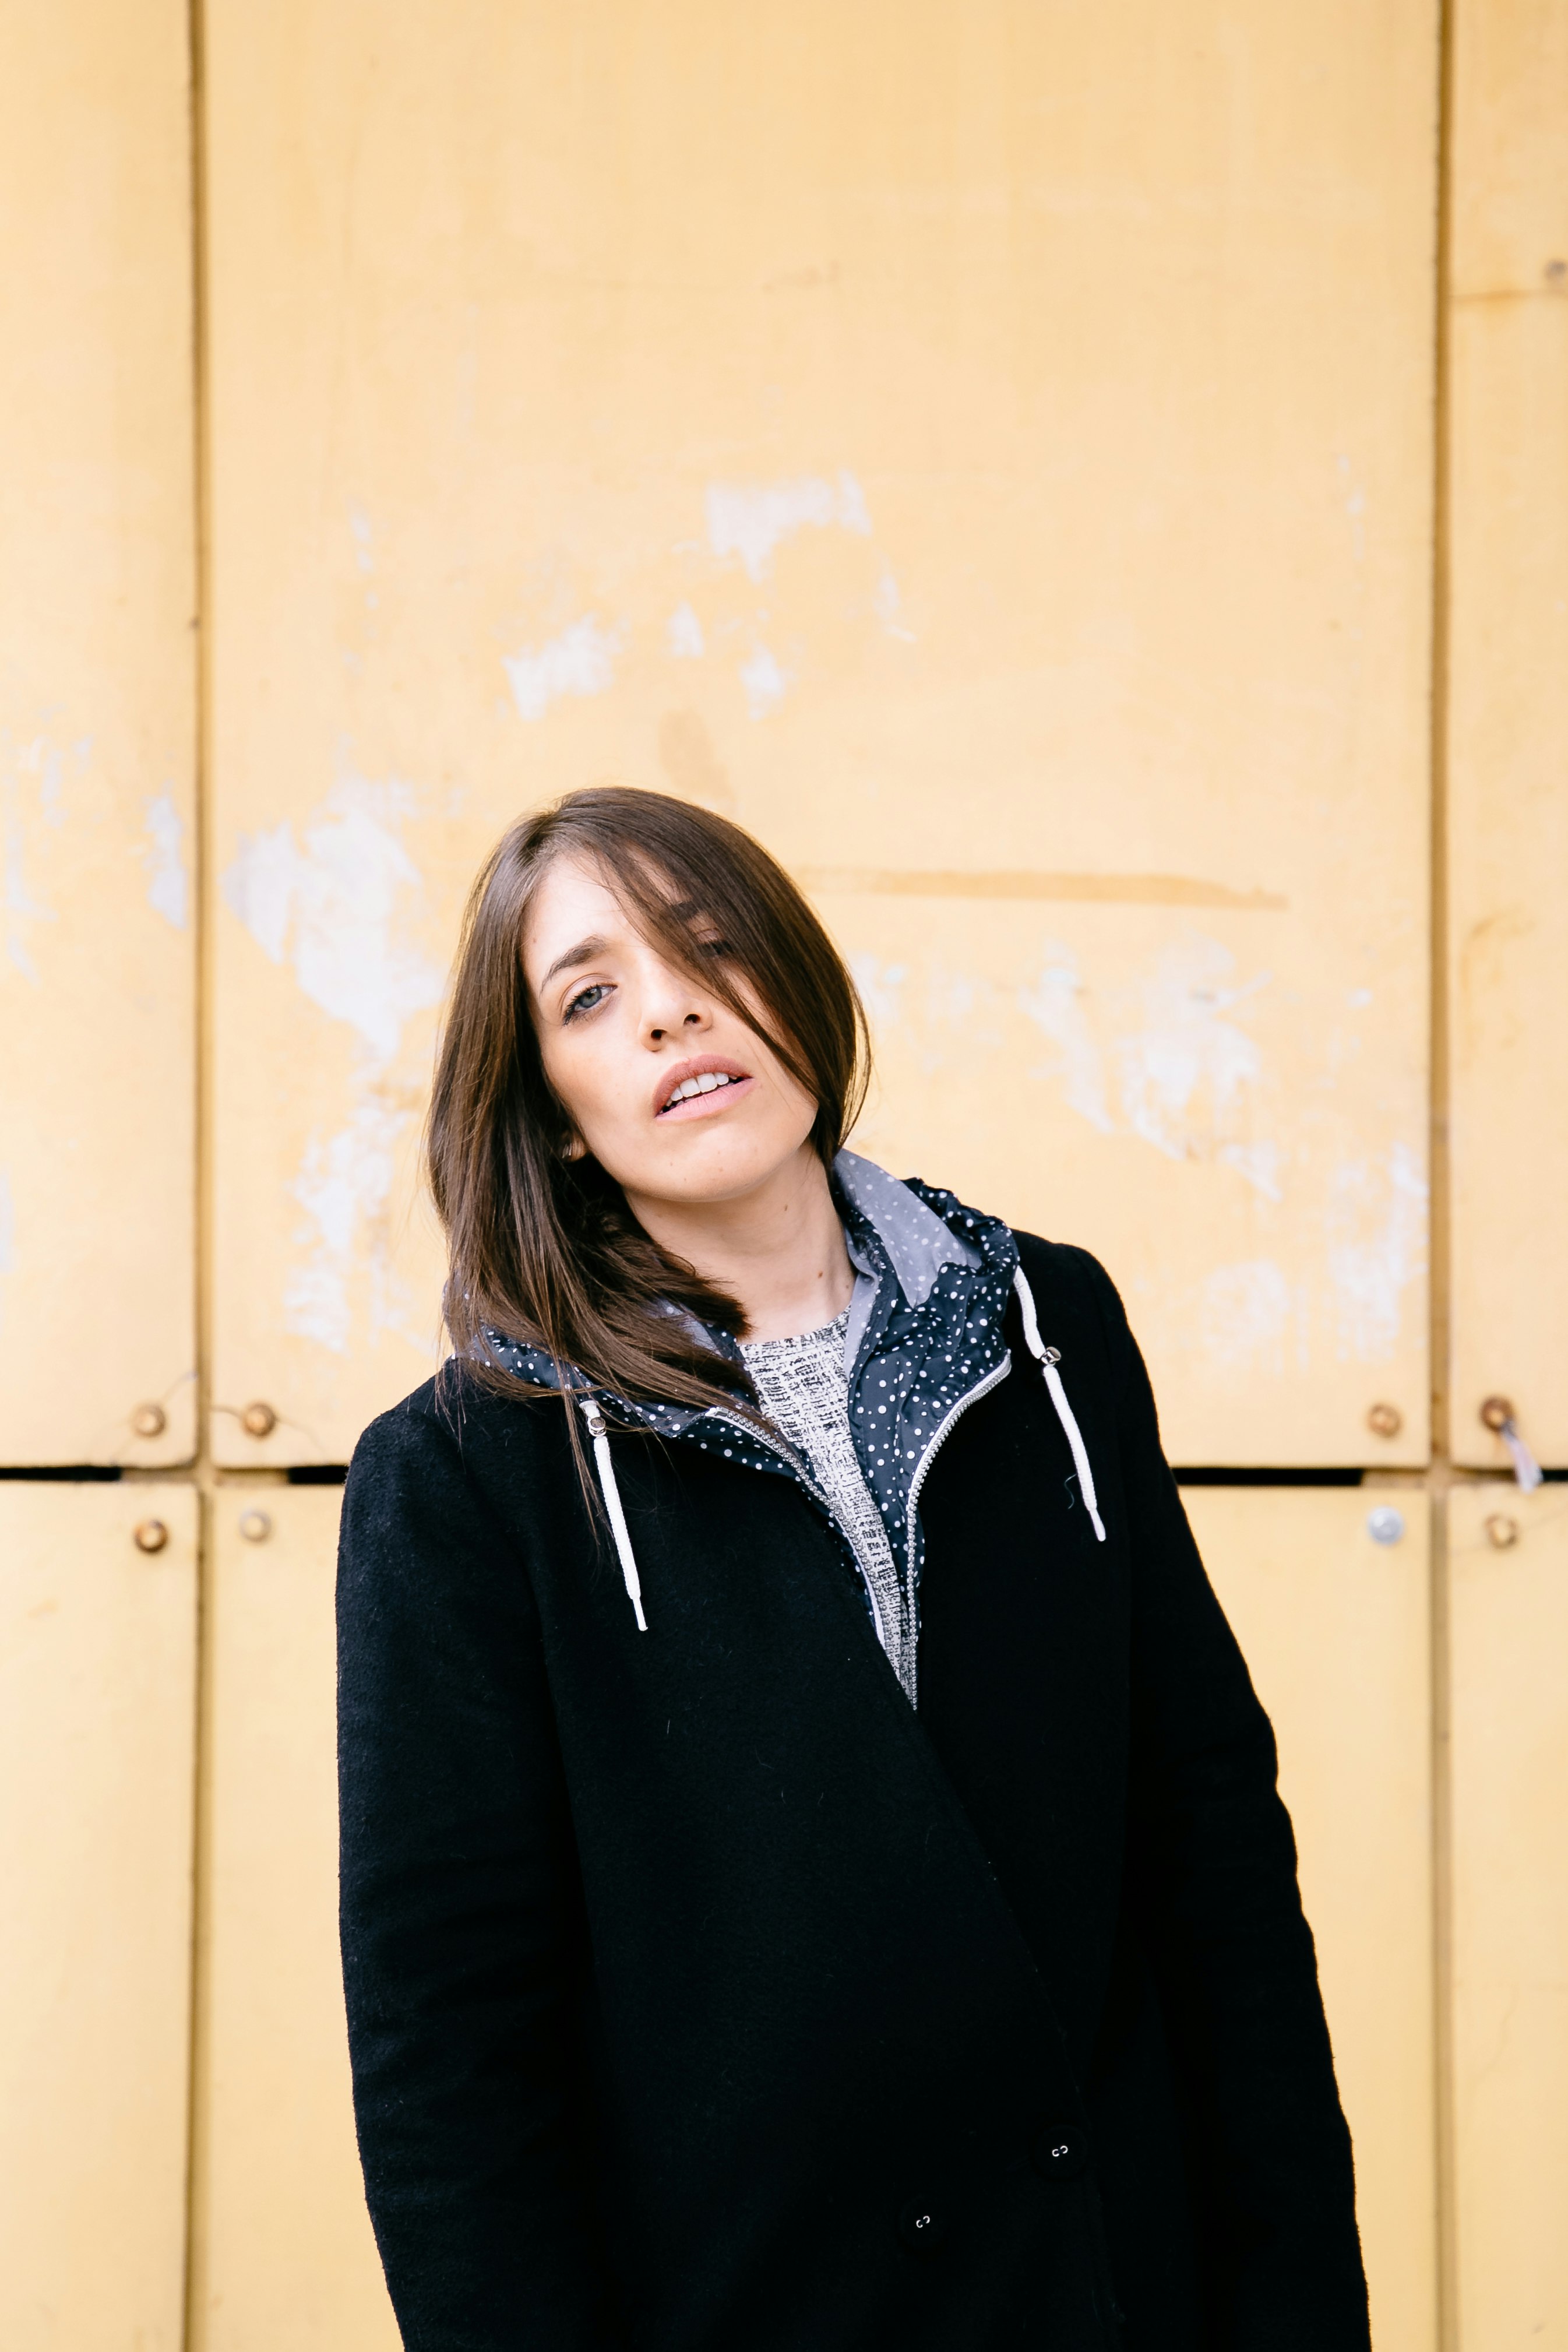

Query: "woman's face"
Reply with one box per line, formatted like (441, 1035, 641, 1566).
(522, 852, 820, 1211)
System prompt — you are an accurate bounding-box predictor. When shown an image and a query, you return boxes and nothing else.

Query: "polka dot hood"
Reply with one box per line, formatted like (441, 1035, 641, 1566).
(480, 1152, 1021, 1608)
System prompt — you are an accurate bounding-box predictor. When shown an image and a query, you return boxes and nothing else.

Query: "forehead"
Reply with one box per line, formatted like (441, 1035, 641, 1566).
(521, 847, 699, 995)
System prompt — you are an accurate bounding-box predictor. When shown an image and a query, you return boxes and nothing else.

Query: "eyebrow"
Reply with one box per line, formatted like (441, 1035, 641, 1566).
(540, 933, 609, 990)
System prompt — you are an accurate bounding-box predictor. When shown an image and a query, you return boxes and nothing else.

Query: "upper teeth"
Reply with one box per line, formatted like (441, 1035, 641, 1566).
(665, 1071, 734, 1108)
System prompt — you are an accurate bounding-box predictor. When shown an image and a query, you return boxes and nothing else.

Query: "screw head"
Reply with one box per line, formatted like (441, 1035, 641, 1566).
(237, 1508, 272, 1544)
(1366, 1402, 1402, 1439)
(1480, 1395, 1514, 1434)
(1367, 1505, 1405, 1547)
(133, 1518, 170, 1554)
(130, 1402, 167, 1439)
(1484, 1512, 1520, 1550)
(241, 1402, 277, 1438)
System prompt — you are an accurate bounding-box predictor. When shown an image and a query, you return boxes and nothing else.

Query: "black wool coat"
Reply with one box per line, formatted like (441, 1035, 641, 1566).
(337, 1234, 1370, 2352)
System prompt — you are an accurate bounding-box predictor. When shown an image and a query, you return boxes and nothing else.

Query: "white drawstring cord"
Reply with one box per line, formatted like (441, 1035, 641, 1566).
(1012, 1267, 1107, 1543)
(579, 1398, 649, 1631)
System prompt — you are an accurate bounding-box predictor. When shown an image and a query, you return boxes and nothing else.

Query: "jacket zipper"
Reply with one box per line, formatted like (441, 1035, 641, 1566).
(903, 1354, 1013, 1569)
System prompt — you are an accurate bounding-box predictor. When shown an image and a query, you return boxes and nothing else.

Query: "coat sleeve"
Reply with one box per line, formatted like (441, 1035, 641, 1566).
(1080, 1252, 1372, 2351)
(337, 1396, 619, 2351)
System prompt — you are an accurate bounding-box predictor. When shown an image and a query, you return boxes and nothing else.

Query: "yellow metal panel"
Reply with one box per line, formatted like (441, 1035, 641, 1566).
(0, 1483, 198, 2351)
(191, 1484, 397, 2352)
(1447, 0, 1568, 1467)
(1185, 1486, 1436, 2351)
(0, 0, 196, 1464)
(1449, 1481, 1568, 2347)
(207, 0, 1437, 1467)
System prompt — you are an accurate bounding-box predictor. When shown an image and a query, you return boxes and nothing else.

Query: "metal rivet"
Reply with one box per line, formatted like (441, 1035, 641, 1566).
(131, 1402, 167, 1439)
(1367, 1505, 1405, 1546)
(1366, 1402, 1402, 1439)
(1479, 1395, 1514, 1434)
(241, 1402, 277, 1438)
(1485, 1512, 1520, 1550)
(238, 1508, 272, 1544)
(133, 1519, 170, 1554)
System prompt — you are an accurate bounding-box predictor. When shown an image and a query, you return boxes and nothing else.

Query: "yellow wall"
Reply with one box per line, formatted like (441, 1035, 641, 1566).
(3, 1, 1566, 2346)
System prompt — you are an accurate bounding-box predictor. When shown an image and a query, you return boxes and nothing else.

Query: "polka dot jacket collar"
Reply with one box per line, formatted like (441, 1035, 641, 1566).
(479, 1154, 1022, 1607)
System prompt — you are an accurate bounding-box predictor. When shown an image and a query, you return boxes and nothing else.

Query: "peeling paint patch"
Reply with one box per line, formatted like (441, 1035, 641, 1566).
(138, 791, 188, 929)
(1327, 1142, 1427, 1361)
(850, 952, 908, 1035)
(503, 615, 623, 721)
(739, 644, 789, 718)
(1116, 941, 1269, 1159)
(705, 471, 872, 581)
(221, 785, 443, 1062)
(1018, 946, 1114, 1134)
(285, 1098, 413, 1354)
(667, 602, 704, 657)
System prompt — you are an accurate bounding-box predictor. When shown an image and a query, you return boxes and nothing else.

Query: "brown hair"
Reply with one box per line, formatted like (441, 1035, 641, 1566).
(427, 786, 871, 1423)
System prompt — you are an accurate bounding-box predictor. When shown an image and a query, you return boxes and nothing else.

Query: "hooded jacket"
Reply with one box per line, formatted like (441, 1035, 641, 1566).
(337, 1160, 1370, 2352)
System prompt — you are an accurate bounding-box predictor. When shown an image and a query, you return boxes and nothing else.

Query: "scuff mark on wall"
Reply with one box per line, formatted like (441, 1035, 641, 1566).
(705, 471, 872, 581)
(1326, 1141, 1426, 1361)
(223, 776, 445, 1355)
(138, 791, 188, 929)
(503, 615, 623, 721)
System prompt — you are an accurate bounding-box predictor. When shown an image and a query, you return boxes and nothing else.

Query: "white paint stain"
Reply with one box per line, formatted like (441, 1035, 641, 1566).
(221, 783, 444, 1062)
(739, 644, 789, 719)
(138, 791, 188, 929)
(285, 1098, 413, 1354)
(224, 774, 445, 1359)
(1200, 1259, 1293, 1370)
(350, 505, 375, 573)
(1116, 940, 1270, 1160)
(850, 953, 908, 1034)
(1327, 1141, 1426, 1362)
(1018, 946, 1114, 1134)
(667, 602, 705, 658)
(503, 615, 623, 721)
(705, 470, 872, 582)
(1217, 1140, 1282, 1203)
(0, 1168, 14, 1273)
(874, 566, 917, 642)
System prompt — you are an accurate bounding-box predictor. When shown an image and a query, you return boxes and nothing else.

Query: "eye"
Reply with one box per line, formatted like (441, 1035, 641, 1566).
(563, 980, 611, 1022)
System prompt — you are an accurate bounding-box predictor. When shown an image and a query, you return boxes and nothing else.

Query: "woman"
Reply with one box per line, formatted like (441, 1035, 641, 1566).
(337, 786, 1369, 2351)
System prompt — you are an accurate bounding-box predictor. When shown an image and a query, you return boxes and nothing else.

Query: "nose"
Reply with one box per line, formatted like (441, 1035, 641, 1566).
(641, 955, 711, 1047)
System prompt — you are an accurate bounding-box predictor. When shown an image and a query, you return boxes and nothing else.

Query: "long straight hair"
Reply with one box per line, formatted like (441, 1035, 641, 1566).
(427, 787, 871, 1421)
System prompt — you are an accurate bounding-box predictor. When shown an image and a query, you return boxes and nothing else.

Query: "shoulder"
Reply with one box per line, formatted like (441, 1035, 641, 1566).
(1009, 1230, 1137, 1391)
(343, 1364, 570, 1549)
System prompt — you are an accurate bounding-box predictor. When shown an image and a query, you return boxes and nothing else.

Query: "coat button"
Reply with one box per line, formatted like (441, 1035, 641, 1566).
(1032, 2122, 1090, 2181)
(897, 2196, 948, 2253)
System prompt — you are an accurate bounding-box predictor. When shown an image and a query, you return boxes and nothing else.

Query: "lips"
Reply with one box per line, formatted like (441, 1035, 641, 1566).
(653, 1054, 755, 1119)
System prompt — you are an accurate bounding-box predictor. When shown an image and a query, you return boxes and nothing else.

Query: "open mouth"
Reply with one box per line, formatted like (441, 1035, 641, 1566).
(653, 1056, 755, 1119)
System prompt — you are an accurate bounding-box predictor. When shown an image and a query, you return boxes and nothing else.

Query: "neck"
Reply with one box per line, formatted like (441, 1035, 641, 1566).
(624, 1144, 854, 1342)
